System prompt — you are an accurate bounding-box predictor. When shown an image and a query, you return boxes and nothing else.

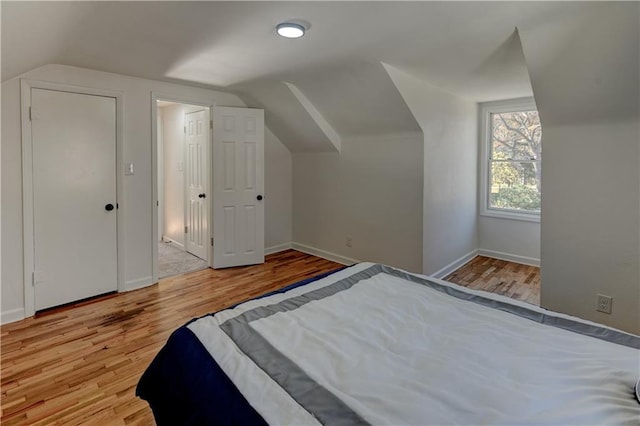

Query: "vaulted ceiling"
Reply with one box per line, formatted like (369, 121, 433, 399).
(2, 1, 608, 152)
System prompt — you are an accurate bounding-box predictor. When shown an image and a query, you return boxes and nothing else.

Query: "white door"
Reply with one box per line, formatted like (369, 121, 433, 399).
(31, 88, 117, 310)
(213, 107, 265, 268)
(185, 109, 209, 260)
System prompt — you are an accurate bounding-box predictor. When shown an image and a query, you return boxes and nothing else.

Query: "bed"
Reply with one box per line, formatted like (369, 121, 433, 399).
(137, 262, 640, 425)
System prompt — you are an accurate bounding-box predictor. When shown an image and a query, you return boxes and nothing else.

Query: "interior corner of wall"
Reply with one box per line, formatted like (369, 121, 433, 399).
(379, 62, 425, 134)
(282, 81, 341, 153)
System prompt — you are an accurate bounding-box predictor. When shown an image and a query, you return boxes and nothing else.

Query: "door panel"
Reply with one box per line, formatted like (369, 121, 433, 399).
(185, 109, 209, 260)
(31, 88, 117, 310)
(244, 205, 257, 253)
(213, 107, 264, 268)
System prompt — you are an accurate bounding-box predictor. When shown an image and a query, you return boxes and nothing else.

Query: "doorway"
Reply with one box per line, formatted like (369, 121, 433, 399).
(152, 96, 266, 282)
(156, 100, 211, 278)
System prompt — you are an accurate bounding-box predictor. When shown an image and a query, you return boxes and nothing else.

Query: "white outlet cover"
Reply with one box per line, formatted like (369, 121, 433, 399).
(596, 294, 612, 314)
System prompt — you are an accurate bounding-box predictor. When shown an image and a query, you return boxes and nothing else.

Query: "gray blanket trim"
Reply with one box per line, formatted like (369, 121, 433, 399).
(220, 266, 378, 425)
(220, 263, 639, 425)
(375, 264, 639, 349)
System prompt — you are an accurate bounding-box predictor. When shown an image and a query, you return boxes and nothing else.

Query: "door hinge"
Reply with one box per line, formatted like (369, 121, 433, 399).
(184, 226, 188, 234)
(32, 271, 35, 286)
(211, 237, 214, 247)
(157, 200, 159, 207)
(29, 107, 32, 121)
(184, 125, 187, 134)
(210, 119, 213, 129)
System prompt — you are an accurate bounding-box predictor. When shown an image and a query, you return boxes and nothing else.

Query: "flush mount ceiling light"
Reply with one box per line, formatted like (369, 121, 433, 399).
(276, 22, 305, 39)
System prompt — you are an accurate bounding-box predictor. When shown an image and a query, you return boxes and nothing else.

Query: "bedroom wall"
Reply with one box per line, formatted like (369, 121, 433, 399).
(384, 64, 478, 277)
(1, 64, 293, 323)
(292, 132, 423, 273)
(265, 127, 293, 252)
(518, 3, 639, 333)
(478, 217, 539, 266)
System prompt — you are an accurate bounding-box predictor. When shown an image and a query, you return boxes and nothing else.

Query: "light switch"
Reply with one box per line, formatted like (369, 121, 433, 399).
(125, 163, 134, 176)
(178, 161, 184, 172)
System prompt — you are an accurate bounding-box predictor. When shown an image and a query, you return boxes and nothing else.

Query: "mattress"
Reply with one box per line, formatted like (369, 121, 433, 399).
(137, 263, 640, 425)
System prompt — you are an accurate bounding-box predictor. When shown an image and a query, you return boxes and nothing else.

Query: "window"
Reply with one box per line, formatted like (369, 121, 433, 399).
(480, 98, 541, 222)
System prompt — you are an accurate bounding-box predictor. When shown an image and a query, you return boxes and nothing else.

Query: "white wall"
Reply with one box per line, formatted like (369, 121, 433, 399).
(478, 217, 539, 265)
(384, 64, 478, 276)
(518, 3, 639, 333)
(265, 127, 292, 251)
(1, 64, 293, 322)
(293, 132, 423, 272)
(538, 122, 639, 334)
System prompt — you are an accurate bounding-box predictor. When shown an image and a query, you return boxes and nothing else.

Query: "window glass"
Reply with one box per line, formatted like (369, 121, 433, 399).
(488, 110, 542, 214)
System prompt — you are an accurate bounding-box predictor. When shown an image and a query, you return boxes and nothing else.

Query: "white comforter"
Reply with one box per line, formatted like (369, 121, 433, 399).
(189, 263, 640, 425)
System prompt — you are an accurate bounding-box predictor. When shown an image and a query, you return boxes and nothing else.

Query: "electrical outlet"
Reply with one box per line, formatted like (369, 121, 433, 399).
(345, 236, 352, 248)
(596, 294, 612, 314)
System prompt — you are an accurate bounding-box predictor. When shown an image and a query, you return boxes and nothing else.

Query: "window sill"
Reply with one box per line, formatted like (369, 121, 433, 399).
(480, 208, 540, 223)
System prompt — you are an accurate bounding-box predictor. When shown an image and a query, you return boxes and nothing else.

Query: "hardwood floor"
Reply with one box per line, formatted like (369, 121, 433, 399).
(0, 250, 342, 425)
(444, 256, 540, 305)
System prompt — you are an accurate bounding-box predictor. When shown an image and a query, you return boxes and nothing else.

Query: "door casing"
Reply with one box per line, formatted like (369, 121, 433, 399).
(20, 79, 124, 318)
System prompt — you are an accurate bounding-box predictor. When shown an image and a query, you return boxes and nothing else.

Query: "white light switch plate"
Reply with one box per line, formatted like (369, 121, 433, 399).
(124, 163, 134, 176)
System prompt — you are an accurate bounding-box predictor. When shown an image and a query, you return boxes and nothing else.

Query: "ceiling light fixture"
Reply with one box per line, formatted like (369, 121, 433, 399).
(276, 22, 305, 39)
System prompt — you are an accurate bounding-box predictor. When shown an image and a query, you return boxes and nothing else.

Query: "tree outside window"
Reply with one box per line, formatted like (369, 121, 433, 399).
(489, 110, 541, 213)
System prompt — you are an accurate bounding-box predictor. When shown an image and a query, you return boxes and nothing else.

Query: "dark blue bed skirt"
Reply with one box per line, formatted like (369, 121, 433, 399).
(136, 267, 345, 425)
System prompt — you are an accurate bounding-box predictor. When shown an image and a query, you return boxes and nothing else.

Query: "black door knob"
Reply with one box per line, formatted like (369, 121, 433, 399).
(257, 195, 263, 201)
(198, 193, 206, 199)
(105, 203, 114, 211)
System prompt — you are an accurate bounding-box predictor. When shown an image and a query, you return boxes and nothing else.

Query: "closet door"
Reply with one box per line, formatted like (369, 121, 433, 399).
(31, 88, 117, 310)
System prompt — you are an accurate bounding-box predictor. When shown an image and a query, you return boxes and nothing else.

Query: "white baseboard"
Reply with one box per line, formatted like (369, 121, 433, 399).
(162, 236, 184, 250)
(1, 308, 25, 325)
(478, 249, 540, 267)
(1, 277, 156, 324)
(430, 249, 479, 279)
(124, 276, 155, 292)
(265, 242, 292, 255)
(292, 243, 360, 266)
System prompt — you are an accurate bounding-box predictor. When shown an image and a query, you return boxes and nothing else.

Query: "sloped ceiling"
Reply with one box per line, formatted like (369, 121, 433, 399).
(233, 80, 338, 153)
(230, 61, 422, 144)
(1, 1, 610, 152)
(518, 2, 639, 126)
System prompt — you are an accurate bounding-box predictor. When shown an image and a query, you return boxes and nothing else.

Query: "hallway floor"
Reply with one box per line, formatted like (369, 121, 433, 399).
(158, 241, 209, 279)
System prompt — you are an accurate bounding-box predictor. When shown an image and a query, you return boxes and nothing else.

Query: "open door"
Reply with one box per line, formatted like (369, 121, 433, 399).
(212, 107, 265, 268)
(184, 109, 210, 261)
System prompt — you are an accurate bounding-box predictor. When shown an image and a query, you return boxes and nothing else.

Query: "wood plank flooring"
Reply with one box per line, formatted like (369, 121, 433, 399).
(444, 256, 540, 305)
(0, 250, 342, 425)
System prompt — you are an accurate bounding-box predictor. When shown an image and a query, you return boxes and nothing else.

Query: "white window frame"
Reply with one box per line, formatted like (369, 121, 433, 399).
(479, 97, 540, 223)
